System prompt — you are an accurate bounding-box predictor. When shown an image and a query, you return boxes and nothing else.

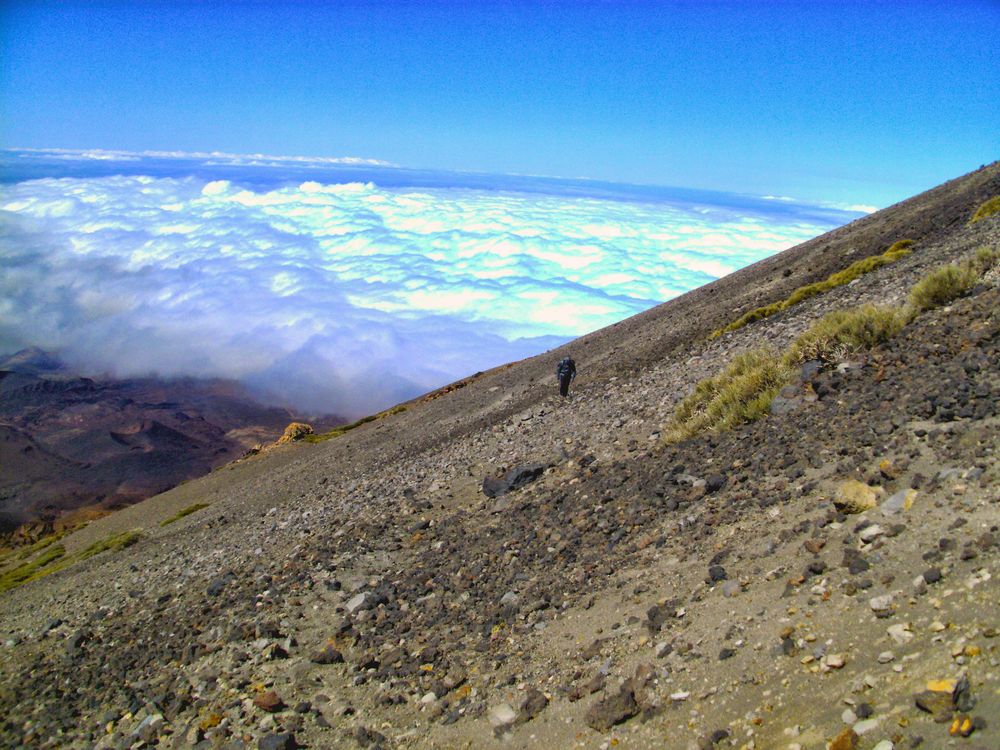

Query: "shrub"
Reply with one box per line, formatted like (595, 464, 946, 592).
(666, 348, 791, 441)
(784, 305, 905, 365)
(970, 196, 1000, 224)
(711, 240, 914, 338)
(160, 503, 210, 527)
(907, 248, 997, 313)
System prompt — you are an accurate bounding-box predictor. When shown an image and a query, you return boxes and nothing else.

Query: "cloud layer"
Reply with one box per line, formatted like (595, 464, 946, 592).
(1, 170, 843, 416)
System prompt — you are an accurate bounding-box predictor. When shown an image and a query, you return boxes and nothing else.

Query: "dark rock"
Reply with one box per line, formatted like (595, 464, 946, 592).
(707, 565, 727, 582)
(311, 643, 345, 665)
(585, 685, 640, 731)
(705, 473, 727, 493)
(258, 733, 297, 750)
(923, 568, 943, 584)
(253, 691, 284, 713)
(482, 463, 547, 498)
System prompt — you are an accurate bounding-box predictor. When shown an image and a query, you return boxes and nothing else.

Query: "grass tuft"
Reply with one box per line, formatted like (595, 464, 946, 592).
(907, 247, 997, 313)
(783, 305, 906, 366)
(78, 529, 143, 560)
(665, 348, 792, 441)
(711, 240, 914, 339)
(160, 503, 210, 527)
(0, 545, 66, 593)
(970, 196, 1000, 224)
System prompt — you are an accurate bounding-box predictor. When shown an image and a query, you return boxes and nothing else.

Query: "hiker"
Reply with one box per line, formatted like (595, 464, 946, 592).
(556, 356, 577, 397)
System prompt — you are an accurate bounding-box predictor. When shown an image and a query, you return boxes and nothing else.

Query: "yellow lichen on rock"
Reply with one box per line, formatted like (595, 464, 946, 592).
(277, 422, 314, 444)
(833, 479, 884, 514)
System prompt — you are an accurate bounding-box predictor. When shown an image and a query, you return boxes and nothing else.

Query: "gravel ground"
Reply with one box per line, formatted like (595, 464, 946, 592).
(1, 163, 998, 750)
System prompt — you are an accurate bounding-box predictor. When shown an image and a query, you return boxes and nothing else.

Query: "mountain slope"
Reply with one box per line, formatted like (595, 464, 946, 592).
(0, 163, 998, 750)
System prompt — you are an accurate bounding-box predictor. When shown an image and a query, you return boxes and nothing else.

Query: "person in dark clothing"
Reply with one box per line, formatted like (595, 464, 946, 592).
(556, 356, 577, 397)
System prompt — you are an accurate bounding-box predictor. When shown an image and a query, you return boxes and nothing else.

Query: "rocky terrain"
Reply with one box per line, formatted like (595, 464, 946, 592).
(0, 350, 342, 542)
(0, 162, 998, 750)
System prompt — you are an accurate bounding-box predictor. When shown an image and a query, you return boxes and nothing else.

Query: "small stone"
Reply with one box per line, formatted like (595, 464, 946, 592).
(488, 703, 516, 730)
(823, 653, 846, 669)
(914, 691, 953, 722)
(515, 687, 549, 724)
(721, 580, 741, 597)
(310, 643, 344, 665)
(853, 718, 879, 735)
(828, 727, 859, 750)
(345, 592, 372, 614)
(835, 480, 884, 514)
(871, 741, 893, 750)
(585, 686, 639, 731)
(842, 708, 858, 725)
(258, 733, 297, 750)
(869, 594, 894, 616)
(881, 489, 916, 516)
(912, 575, 927, 595)
(708, 565, 727, 582)
(877, 651, 895, 664)
(253, 691, 284, 714)
(922, 568, 942, 585)
(859, 525, 884, 543)
(887, 623, 913, 645)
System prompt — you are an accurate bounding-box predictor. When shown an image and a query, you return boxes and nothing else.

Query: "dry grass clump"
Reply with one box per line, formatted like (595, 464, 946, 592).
(970, 196, 1000, 223)
(160, 503, 210, 527)
(907, 247, 997, 312)
(0, 544, 66, 593)
(665, 348, 791, 441)
(784, 305, 906, 365)
(711, 240, 914, 339)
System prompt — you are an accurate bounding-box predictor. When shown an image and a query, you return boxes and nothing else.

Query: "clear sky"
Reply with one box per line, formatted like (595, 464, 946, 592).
(1, 0, 998, 207)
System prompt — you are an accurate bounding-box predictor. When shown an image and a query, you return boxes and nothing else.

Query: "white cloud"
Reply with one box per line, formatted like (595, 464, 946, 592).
(0, 173, 835, 416)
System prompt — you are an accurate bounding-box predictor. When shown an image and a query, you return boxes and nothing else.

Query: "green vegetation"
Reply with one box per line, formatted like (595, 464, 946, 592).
(907, 247, 997, 312)
(78, 529, 143, 560)
(665, 348, 792, 441)
(711, 240, 914, 339)
(160, 503, 210, 527)
(970, 196, 1000, 224)
(0, 545, 66, 593)
(667, 248, 996, 443)
(784, 305, 906, 365)
(305, 404, 408, 443)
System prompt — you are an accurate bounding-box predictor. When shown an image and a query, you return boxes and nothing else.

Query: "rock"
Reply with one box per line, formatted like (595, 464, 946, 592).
(310, 643, 344, 664)
(823, 653, 846, 669)
(828, 727, 859, 750)
(482, 463, 546, 498)
(869, 594, 894, 617)
(887, 623, 913, 645)
(705, 473, 727, 493)
(922, 567, 942, 584)
(515, 687, 548, 724)
(853, 718, 878, 735)
(804, 539, 826, 554)
(858, 524, 884, 543)
(881, 489, 916, 516)
(488, 703, 516, 731)
(877, 651, 895, 663)
(871, 741, 894, 750)
(834, 480, 884, 514)
(585, 685, 640, 731)
(345, 592, 372, 614)
(914, 690, 954, 722)
(912, 575, 928, 595)
(708, 565, 727, 582)
(721, 580, 741, 597)
(277, 423, 313, 444)
(258, 733, 297, 750)
(253, 691, 284, 713)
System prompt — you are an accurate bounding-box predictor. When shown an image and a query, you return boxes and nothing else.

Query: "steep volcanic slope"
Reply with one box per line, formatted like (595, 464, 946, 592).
(0, 163, 997, 750)
(0, 352, 343, 539)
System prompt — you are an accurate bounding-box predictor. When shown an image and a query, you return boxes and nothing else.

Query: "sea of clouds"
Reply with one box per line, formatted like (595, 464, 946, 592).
(0, 149, 865, 416)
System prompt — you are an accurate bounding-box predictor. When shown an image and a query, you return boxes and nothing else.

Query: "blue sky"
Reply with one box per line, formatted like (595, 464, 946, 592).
(2, 0, 997, 208)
